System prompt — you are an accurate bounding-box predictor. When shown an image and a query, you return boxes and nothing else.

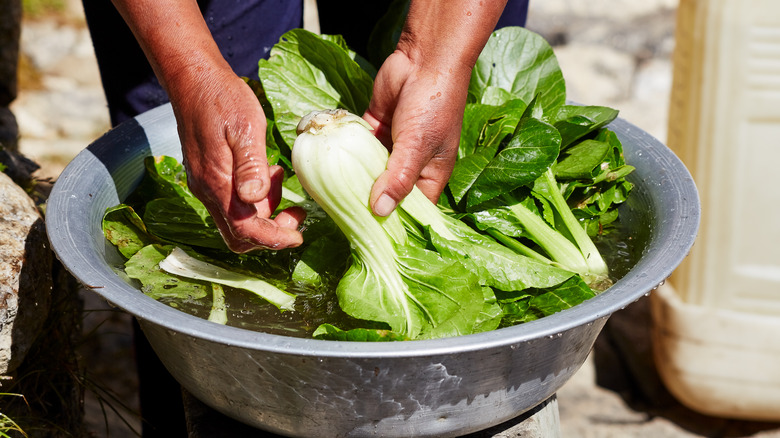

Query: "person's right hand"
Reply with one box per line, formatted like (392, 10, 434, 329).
(361, 0, 509, 216)
(168, 65, 305, 253)
(110, 0, 305, 253)
(363, 49, 467, 216)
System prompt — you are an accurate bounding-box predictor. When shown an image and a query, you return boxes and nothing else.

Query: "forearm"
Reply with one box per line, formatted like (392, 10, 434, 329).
(110, 0, 231, 102)
(399, 0, 508, 75)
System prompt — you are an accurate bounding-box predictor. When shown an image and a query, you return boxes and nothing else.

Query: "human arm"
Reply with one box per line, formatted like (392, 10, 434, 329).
(110, 0, 305, 252)
(363, 0, 508, 216)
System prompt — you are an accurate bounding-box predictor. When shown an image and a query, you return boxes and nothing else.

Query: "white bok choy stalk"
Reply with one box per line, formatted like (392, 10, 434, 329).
(292, 109, 489, 340)
(208, 283, 228, 324)
(159, 247, 296, 311)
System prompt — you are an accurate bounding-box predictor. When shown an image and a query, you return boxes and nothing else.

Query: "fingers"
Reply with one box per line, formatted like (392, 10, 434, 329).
(365, 49, 467, 216)
(177, 75, 305, 253)
(369, 143, 420, 216)
(217, 165, 305, 253)
(260, 164, 285, 215)
(216, 166, 304, 252)
(216, 206, 305, 253)
(368, 123, 459, 215)
(362, 110, 393, 149)
(273, 206, 307, 230)
(370, 138, 455, 216)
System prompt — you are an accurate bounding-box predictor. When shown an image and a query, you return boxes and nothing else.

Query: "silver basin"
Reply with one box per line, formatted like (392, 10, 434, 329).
(46, 103, 699, 437)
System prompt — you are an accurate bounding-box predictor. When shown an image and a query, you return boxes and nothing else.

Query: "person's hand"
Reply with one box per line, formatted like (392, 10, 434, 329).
(362, 0, 507, 217)
(110, 0, 305, 253)
(169, 66, 305, 253)
(363, 50, 469, 216)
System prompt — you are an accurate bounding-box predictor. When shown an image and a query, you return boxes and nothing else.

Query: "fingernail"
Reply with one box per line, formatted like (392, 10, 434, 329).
(373, 194, 396, 217)
(238, 179, 263, 199)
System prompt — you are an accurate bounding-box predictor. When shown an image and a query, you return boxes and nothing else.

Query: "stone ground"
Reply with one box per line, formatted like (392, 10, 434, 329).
(10, 0, 780, 436)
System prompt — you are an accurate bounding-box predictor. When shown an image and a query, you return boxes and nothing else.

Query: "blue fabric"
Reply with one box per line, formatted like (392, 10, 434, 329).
(83, 0, 302, 126)
(84, 0, 529, 127)
(499, 0, 530, 28)
(317, 0, 529, 60)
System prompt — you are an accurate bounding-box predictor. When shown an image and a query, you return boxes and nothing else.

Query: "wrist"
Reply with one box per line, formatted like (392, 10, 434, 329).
(162, 51, 234, 106)
(398, 0, 506, 73)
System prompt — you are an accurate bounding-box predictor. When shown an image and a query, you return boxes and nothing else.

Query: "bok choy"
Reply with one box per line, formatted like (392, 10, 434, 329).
(101, 25, 635, 341)
(292, 109, 496, 339)
(159, 247, 296, 311)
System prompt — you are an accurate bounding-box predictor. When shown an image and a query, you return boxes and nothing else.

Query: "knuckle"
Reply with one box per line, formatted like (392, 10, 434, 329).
(233, 156, 266, 178)
(386, 167, 419, 199)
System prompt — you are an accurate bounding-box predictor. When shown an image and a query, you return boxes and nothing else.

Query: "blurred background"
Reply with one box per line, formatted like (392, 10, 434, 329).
(5, 0, 780, 436)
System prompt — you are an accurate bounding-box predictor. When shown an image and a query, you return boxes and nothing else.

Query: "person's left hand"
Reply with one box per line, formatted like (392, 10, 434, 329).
(362, 49, 471, 216)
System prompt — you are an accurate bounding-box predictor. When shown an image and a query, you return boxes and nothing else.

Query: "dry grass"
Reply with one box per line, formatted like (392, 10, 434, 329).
(0, 265, 85, 437)
(21, 0, 66, 19)
(16, 54, 44, 92)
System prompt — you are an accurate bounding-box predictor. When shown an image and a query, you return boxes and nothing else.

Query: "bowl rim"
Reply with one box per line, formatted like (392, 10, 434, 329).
(46, 103, 700, 358)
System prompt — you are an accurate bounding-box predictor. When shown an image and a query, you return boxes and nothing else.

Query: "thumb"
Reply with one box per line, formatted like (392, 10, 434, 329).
(229, 122, 271, 204)
(370, 143, 423, 217)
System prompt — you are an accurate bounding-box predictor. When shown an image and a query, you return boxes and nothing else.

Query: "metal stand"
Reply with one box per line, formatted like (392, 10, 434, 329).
(183, 391, 560, 438)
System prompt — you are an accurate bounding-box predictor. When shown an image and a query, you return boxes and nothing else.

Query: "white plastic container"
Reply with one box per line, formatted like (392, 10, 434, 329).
(651, 0, 780, 421)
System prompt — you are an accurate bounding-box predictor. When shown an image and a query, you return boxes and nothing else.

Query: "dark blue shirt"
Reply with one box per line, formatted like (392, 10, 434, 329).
(83, 0, 529, 127)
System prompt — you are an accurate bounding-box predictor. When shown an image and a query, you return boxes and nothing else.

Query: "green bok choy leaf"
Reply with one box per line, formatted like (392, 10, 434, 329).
(292, 109, 497, 339)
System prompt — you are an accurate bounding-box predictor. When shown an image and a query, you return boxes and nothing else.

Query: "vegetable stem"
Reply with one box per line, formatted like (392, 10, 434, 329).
(485, 228, 552, 265)
(539, 168, 608, 280)
(500, 193, 590, 274)
(208, 283, 228, 324)
(159, 247, 296, 311)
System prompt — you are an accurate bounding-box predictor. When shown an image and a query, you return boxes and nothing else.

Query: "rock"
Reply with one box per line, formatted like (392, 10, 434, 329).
(0, 171, 52, 374)
(19, 21, 93, 74)
(13, 86, 108, 140)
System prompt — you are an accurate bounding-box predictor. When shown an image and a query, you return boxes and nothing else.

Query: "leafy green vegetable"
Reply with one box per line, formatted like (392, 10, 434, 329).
(125, 244, 210, 301)
(258, 29, 374, 149)
(313, 324, 409, 342)
(143, 197, 226, 250)
(291, 232, 350, 286)
(441, 29, 633, 289)
(398, 186, 576, 291)
(103, 204, 156, 258)
(497, 276, 595, 325)
(552, 105, 620, 149)
(134, 155, 192, 201)
(470, 168, 611, 288)
(159, 247, 296, 311)
(102, 26, 635, 341)
(208, 283, 228, 324)
(293, 110, 497, 339)
(452, 110, 562, 209)
(468, 28, 566, 111)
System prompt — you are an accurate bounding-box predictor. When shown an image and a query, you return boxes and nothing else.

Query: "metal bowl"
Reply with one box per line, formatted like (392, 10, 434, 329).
(46, 103, 699, 437)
